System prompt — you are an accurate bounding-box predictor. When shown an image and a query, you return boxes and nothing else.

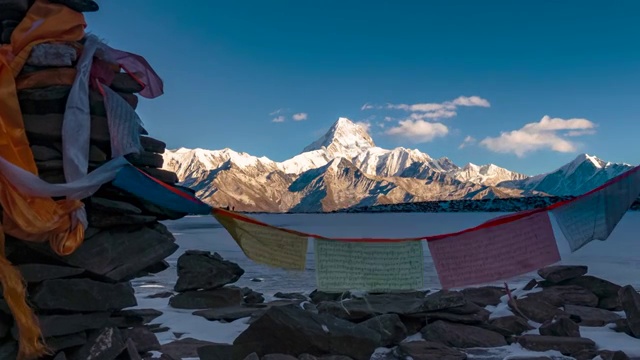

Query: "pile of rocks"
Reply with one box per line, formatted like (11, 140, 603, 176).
(152, 262, 640, 360)
(0, 0, 187, 358)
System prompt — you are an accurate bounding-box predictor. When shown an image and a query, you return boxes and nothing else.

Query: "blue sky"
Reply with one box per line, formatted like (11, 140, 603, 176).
(86, 1, 640, 175)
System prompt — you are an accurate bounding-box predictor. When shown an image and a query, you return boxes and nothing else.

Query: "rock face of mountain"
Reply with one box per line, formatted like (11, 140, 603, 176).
(162, 117, 633, 212)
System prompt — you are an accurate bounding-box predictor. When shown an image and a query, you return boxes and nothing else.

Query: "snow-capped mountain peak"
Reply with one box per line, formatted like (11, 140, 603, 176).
(302, 117, 375, 158)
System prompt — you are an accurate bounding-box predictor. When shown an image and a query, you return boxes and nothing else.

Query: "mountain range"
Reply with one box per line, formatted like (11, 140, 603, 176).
(162, 117, 633, 212)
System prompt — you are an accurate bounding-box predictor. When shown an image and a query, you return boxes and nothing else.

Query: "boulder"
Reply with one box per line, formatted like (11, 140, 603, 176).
(29, 224, 178, 281)
(90, 197, 143, 215)
(539, 316, 580, 337)
(598, 350, 631, 360)
(88, 210, 157, 228)
(460, 286, 505, 307)
(420, 320, 507, 348)
(537, 265, 588, 284)
(35, 313, 110, 338)
(309, 290, 351, 304)
(68, 327, 126, 360)
(174, 250, 244, 292)
(193, 305, 264, 322)
(169, 287, 244, 310)
(517, 335, 596, 356)
(356, 314, 407, 347)
(527, 286, 598, 307)
(618, 285, 640, 338)
(17, 263, 84, 283)
(197, 344, 234, 360)
(161, 338, 220, 359)
(121, 326, 161, 353)
(140, 136, 166, 154)
(563, 304, 621, 327)
(394, 341, 467, 360)
(30, 278, 137, 312)
(274, 292, 308, 301)
(488, 315, 533, 336)
(562, 275, 621, 299)
(126, 151, 165, 168)
(426, 302, 490, 325)
(42, 332, 87, 353)
(509, 297, 565, 324)
(233, 305, 381, 360)
(110, 72, 145, 93)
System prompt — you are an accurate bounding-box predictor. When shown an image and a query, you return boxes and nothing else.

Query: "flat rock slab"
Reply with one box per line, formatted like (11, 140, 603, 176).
(30, 278, 137, 312)
(510, 297, 565, 324)
(460, 286, 506, 307)
(90, 197, 142, 214)
(395, 341, 467, 360)
(517, 335, 596, 356)
(161, 338, 221, 359)
(561, 276, 622, 299)
(420, 320, 507, 348)
(140, 136, 166, 154)
(169, 287, 244, 310)
(563, 304, 621, 327)
(538, 266, 588, 284)
(68, 327, 126, 360)
(43, 331, 87, 353)
(619, 285, 640, 338)
(37, 312, 110, 338)
(17, 263, 84, 283)
(175, 250, 245, 292)
(356, 314, 407, 347)
(539, 316, 580, 337)
(528, 285, 599, 307)
(489, 315, 534, 336)
(31, 224, 178, 282)
(233, 305, 381, 360)
(120, 326, 161, 353)
(197, 344, 234, 360)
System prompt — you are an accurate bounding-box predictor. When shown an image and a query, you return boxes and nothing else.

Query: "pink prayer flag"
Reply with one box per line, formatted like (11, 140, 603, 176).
(103, 46, 164, 99)
(428, 211, 560, 289)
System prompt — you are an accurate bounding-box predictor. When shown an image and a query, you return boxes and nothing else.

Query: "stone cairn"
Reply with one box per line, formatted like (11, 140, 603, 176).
(0, 0, 186, 359)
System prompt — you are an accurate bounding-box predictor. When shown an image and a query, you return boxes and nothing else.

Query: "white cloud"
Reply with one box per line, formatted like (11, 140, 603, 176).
(385, 120, 449, 143)
(292, 112, 308, 121)
(272, 116, 285, 123)
(363, 95, 490, 122)
(458, 135, 477, 149)
(479, 115, 597, 157)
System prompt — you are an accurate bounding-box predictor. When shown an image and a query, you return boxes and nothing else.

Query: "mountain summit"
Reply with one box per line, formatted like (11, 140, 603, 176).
(302, 117, 375, 158)
(162, 117, 633, 212)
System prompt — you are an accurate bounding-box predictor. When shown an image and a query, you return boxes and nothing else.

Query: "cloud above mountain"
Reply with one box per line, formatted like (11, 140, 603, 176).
(292, 112, 308, 121)
(269, 109, 308, 123)
(480, 115, 597, 157)
(362, 96, 490, 143)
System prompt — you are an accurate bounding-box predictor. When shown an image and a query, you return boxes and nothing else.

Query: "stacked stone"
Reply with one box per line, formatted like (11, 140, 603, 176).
(0, 0, 186, 359)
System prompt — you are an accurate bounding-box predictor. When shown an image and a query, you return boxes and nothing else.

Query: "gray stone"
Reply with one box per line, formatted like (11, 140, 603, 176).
(37, 313, 110, 338)
(509, 297, 565, 323)
(111, 72, 145, 93)
(563, 304, 621, 326)
(175, 251, 244, 292)
(394, 341, 467, 360)
(30, 224, 178, 281)
(31, 145, 61, 161)
(68, 327, 126, 360)
(88, 210, 157, 228)
(488, 315, 533, 336)
(356, 314, 407, 347)
(26, 43, 78, 67)
(528, 285, 599, 307)
(197, 344, 234, 360)
(123, 338, 143, 360)
(274, 292, 307, 301)
(194, 305, 264, 322)
(121, 326, 161, 353)
(91, 197, 142, 214)
(426, 302, 491, 325)
(598, 350, 631, 360)
(538, 265, 588, 284)
(562, 275, 621, 299)
(17, 263, 84, 282)
(139, 167, 179, 184)
(618, 285, 640, 338)
(539, 316, 580, 337)
(309, 290, 351, 304)
(517, 335, 596, 356)
(43, 331, 87, 353)
(30, 278, 137, 312)
(161, 338, 220, 359)
(233, 305, 381, 360)
(420, 320, 507, 348)
(140, 136, 166, 154)
(24, 113, 111, 144)
(126, 151, 164, 168)
(169, 287, 244, 310)
(113, 308, 163, 325)
(460, 286, 505, 307)
(262, 355, 298, 360)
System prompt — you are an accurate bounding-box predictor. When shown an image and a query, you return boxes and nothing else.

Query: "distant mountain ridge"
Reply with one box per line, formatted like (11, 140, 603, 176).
(162, 117, 634, 212)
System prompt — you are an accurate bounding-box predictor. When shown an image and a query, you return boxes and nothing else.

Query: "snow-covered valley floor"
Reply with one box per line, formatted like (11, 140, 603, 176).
(132, 212, 640, 359)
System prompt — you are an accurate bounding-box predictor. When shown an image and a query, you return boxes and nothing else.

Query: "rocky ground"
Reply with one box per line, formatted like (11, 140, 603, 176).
(119, 253, 639, 360)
